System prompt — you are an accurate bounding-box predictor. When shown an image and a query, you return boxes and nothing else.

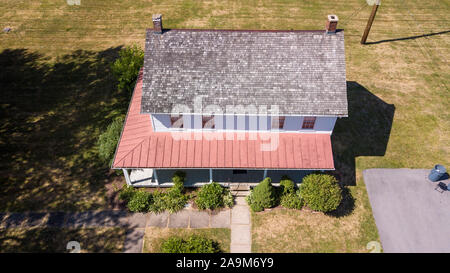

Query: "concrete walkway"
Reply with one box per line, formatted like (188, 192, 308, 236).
(0, 208, 232, 253)
(230, 197, 252, 253)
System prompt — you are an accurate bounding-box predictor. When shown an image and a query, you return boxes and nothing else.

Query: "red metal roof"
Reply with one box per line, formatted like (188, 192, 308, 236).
(112, 69, 334, 170)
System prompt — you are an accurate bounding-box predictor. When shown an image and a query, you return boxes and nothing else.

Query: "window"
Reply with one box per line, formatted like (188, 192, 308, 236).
(271, 116, 285, 129)
(202, 115, 215, 129)
(233, 170, 247, 174)
(302, 117, 316, 129)
(170, 115, 183, 128)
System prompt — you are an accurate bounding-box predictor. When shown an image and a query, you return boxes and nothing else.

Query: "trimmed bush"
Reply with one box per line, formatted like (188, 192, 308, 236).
(127, 190, 151, 212)
(97, 117, 124, 165)
(161, 236, 221, 253)
(120, 174, 189, 213)
(223, 190, 234, 208)
(183, 236, 220, 253)
(148, 190, 167, 214)
(118, 184, 136, 203)
(246, 177, 277, 212)
(160, 237, 185, 253)
(195, 182, 225, 210)
(280, 190, 304, 210)
(162, 189, 189, 213)
(300, 174, 342, 212)
(249, 201, 264, 212)
(149, 189, 188, 214)
(111, 45, 144, 93)
(280, 175, 295, 194)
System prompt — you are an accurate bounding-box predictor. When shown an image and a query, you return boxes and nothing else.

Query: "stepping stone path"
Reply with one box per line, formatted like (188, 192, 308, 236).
(230, 196, 251, 253)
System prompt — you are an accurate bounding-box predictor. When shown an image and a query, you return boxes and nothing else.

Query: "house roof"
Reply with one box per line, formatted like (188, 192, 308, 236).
(141, 29, 347, 117)
(112, 69, 335, 170)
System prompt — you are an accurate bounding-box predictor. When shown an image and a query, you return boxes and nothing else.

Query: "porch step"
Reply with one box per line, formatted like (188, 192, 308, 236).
(230, 184, 251, 197)
(229, 184, 251, 191)
(231, 190, 250, 197)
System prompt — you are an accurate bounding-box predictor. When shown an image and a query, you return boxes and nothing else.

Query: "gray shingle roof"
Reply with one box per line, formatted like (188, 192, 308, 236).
(141, 29, 347, 116)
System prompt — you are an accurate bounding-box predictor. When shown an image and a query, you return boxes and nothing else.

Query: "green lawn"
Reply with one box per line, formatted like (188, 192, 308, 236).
(0, 0, 448, 252)
(0, 227, 126, 253)
(143, 227, 231, 253)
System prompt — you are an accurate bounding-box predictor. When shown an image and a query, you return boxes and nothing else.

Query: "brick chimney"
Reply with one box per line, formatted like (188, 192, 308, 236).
(325, 14, 338, 34)
(152, 14, 163, 34)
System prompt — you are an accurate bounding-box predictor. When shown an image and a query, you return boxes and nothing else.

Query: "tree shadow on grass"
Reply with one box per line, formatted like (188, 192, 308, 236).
(331, 82, 395, 187)
(0, 227, 126, 253)
(0, 47, 130, 212)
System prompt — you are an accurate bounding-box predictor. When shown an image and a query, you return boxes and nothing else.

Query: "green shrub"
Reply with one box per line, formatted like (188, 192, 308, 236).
(195, 182, 226, 210)
(111, 45, 144, 93)
(148, 190, 167, 214)
(300, 174, 342, 212)
(223, 190, 234, 208)
(250, 202, 264, 212)
(160, 237, 185, 253)
(97, 117, 124, 164)
(162, 189, 189, 213)
(280, 176, 295, 194)
(161, 236, 220, 253)
(183, 236, 220, 253)
(118, 184, 136, 203)
(127, 190, 151, 212)
(148, 188, 188, 214)
(280, 190, 304, 210)
(246, 177, 277, 212)
(172, 171, 186, 193)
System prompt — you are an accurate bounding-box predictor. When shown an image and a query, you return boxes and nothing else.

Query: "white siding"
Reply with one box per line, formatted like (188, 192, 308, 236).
(151, 114, 337, 134)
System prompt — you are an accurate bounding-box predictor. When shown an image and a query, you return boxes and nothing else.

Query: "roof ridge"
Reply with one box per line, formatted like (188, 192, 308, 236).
(114, 137, 147, 167)
(147, 28, 344, 33)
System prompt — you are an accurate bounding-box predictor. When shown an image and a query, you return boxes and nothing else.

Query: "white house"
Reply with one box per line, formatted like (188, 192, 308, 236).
(111, 14, 347, 187)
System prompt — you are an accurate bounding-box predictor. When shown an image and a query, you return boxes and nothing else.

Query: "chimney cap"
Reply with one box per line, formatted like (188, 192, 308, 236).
(152, 14, 162, 21)
(327, 15, 338, 22)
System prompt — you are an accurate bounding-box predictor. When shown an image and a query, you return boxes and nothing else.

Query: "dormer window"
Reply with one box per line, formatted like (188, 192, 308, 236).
(171, 115, 183, 128)
(271, 116, 285, 129)
(202, 115, 215, 129)
(302, 117, 316, 129)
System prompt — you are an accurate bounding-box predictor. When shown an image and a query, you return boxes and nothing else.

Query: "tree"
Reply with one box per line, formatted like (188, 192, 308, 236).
(111, 45, 144, 93)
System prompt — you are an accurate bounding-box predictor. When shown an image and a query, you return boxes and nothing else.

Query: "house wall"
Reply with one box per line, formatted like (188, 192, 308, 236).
(151, 114, 337, 134)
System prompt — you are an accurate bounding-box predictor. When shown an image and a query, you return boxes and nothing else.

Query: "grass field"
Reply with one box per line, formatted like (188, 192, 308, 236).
(0, 0, 448, 252)
(0, 227, 126, 252)
(143, 227, 231, 253)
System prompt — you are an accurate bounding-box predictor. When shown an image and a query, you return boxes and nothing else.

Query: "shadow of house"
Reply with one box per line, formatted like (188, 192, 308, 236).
(0, 48, 127, 212)
(331, 81, 395, 186)
(366, 30, 450, 45)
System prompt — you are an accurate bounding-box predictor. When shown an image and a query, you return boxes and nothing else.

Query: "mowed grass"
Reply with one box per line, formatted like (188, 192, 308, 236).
(143, 227, 231, 253)
(0, 0, 448, 252)
(0, 227, 126, 253)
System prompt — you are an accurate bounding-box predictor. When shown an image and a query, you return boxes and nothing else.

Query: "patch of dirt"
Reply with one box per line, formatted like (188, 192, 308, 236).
(104, 173, 126, 210)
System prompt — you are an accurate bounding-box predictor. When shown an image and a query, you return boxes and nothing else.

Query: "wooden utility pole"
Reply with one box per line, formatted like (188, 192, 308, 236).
(361, 0, 381, 44)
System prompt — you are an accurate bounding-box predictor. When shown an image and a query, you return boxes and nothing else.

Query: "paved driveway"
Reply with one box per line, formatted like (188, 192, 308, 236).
(363, 169, 450, 253)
